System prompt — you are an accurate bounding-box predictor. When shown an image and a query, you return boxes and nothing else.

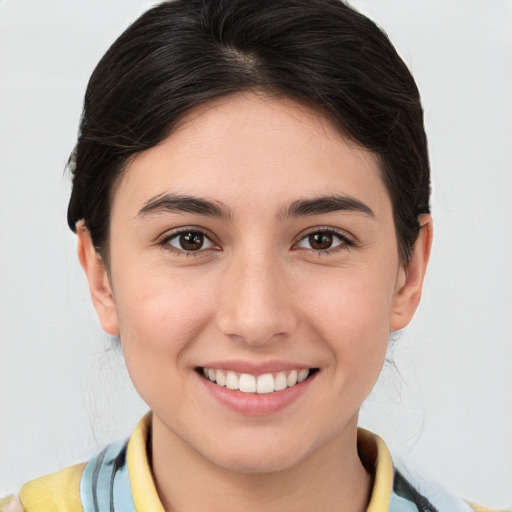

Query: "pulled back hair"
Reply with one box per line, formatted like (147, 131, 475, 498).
(67, 0, 430, 264)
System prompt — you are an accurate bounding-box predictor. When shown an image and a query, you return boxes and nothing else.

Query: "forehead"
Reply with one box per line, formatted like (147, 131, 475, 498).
(114, 93, 389, 218)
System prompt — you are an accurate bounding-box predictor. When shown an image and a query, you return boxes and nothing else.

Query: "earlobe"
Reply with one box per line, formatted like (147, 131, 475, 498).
(390, 215, 433, 331)
(76, 221, 120, 335)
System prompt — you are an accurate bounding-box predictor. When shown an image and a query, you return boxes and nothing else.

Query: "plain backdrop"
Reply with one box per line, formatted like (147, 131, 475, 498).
(0, 0, 511, 507)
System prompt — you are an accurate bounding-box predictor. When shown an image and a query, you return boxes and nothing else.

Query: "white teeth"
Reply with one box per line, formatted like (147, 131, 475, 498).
(287, 370, 298, 387)
(225, 371, 238, 390)
(256, 373, 274, 394)
(274, 372, 287, 391)
(297, 369, 309, 383)
(202, 367, 313, 394)
(215, 369, 226, 387)
(239, 373, 256, 393)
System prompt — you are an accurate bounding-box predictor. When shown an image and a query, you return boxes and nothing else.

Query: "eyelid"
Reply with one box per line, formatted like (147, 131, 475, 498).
(293, 226, 355, 252)
(158, 226, 220, 254)
(156, 225, 354, 256)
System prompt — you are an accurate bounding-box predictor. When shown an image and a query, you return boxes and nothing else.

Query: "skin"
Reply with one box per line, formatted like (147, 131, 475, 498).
(78, 93, 432, 512)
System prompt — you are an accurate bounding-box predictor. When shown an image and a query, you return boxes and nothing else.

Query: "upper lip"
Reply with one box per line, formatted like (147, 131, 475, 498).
(198, 360, 315, 375)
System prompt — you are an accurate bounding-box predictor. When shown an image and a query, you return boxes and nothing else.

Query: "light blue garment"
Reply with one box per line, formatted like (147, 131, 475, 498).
(80, 440, 136, 512)
(389, 493, 423, 512)
(79, 439, 474, 512)
(394, 465, 474, 512)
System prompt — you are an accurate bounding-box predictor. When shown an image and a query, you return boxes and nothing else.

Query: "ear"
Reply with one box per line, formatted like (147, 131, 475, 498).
(76, 221, 120, 335)
(390, 215, 433, 331)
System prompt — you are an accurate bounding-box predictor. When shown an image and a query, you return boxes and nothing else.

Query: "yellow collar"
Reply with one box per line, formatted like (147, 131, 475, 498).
(358, 427, 394, 512)
(127, 413, 394, 512)
(127, 413, 165, 512)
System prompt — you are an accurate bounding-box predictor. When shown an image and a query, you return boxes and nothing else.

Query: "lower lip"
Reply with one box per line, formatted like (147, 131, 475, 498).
(198, 372, 316, 416)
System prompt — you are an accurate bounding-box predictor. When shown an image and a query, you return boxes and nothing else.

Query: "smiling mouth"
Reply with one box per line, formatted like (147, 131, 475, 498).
(198, 367, 318, 394)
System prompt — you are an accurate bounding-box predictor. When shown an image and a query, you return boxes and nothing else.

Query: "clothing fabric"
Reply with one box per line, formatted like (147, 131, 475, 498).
(1, 413, 506, 512)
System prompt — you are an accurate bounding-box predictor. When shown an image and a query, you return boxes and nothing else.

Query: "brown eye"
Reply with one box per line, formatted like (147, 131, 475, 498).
(296, 229, 348, 252)
(308, 232, 334, 250)
(179, 231, 204, 251)
(166, 230, 215, 252)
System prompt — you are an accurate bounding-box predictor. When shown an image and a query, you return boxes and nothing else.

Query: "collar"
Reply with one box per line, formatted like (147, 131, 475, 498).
(127, 413, 394, 512)
(358, 427, 395, 511)
(127, 413, 165, 512)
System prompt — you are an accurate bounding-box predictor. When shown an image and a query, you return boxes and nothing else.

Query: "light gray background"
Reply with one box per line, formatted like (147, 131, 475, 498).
(1, 0, 511, 507)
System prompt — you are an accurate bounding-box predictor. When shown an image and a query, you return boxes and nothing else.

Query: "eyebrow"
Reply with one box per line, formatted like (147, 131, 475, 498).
(282, 194, 374, 218)
(137, 193, 232, 219)
(137, 192, 374, 220)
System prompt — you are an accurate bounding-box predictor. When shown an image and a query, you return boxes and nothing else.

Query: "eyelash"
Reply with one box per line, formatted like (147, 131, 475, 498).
(159, 228, 219, 257)
(158, 227, 354, 257)
(295, 227, 354, 255)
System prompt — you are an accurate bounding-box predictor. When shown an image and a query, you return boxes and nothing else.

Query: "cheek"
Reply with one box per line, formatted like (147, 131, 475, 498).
(112, 266, 215, 370)
(113, 270, 218, 414)
(300, 267, 395, 372)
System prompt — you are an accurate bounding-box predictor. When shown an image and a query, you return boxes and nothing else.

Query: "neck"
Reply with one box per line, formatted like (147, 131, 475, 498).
(151, 416, 372, 512)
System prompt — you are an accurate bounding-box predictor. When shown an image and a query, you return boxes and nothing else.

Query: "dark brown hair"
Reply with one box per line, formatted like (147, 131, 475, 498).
(67, 0, 430, 263)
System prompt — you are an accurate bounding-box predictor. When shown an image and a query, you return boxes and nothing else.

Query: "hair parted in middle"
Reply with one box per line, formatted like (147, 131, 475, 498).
(67, 0, 430, 264)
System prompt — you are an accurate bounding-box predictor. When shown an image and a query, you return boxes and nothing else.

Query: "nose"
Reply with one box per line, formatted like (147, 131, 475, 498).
(216, 248, 297, 346)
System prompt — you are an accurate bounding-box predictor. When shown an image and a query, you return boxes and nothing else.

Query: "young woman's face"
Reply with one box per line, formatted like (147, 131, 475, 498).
(84, 93, 426, 473)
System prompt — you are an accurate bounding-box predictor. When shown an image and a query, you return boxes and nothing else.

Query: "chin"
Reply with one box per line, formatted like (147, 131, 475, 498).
(212, 450, 304, 475)
(199, 434, 314, 475)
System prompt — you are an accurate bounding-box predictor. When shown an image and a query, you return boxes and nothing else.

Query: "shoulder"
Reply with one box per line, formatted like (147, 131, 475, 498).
(17, 462, 86, 512)
(0, 495, 22, 512)
(468, 505, 512, 512)
(5, 414, 153, 512)
(358, 427, 510, 512)
(393, 468, 511, 512)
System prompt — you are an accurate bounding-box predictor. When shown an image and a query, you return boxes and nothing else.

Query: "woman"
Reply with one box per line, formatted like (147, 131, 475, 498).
(0, 0, 506, 511)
